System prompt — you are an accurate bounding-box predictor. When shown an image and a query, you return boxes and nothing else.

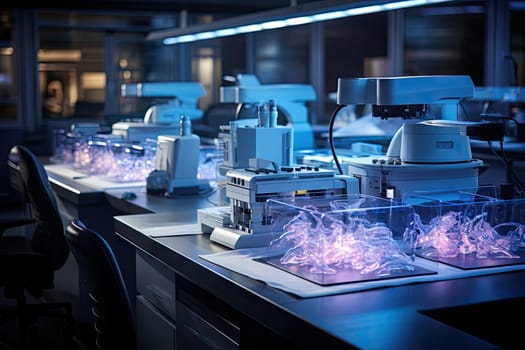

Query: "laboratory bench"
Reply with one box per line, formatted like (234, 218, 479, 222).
(44, 163, 222, 325)
(45, 163, 223, 218)
(114, 212, 525, 350)
(44, 164, 147, 322)
(44, 162, 525, 349)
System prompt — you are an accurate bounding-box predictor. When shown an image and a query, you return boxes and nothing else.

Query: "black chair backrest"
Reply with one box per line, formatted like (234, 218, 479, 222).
(65, 219, 136, 349)
(8, 145, 69, 270)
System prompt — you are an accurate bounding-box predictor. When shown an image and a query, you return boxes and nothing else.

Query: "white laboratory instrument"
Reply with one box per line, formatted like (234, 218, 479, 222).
(198, 160, 358, 249)
(218, 117, 293, 176)
(111, 123, 180, 143)
(219, 74, 316, 150)
(337, 75, 484, 201)
(112, 82, 205, 142)
(337, 75, 475, 120)
(151, 116, 209, 194)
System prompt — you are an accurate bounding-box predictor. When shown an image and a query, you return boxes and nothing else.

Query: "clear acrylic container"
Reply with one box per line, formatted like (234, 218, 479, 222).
(262, 194, 438, 285)
(404, 187, 525, 269)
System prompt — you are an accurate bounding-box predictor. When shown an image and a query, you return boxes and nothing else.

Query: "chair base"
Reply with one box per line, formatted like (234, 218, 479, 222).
(0, 289, 75, 349)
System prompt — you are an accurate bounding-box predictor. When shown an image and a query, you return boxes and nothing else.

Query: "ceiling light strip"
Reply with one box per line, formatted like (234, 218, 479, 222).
(151, 0, 453, 45)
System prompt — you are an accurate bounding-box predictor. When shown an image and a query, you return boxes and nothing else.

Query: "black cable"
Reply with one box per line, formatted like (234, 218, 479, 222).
(328, 104, 346, 175)
(498, 139, 525, 193)
(204, 186, 227, 206)
(481, 114, 519, 125)
(487, 140, 525, 194)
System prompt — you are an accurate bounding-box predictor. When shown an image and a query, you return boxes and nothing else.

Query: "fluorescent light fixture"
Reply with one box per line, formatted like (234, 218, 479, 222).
(345, 5, 383, 15)
(261, 20, 287, 30)
(237, 24, 263, 33)
(383, 0, 429, 10)
(177, 35, 197, 43)
(311, 11, 347, 21)
(215, 28, 238, 37)
(285, 16, 313, 26)
(148, 0, 454, 45)
(194, 32, 216, 40)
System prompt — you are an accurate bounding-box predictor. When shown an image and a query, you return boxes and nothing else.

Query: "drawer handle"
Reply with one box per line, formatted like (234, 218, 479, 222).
(182, 324, 221, 349)
(146, 284, 174, 313)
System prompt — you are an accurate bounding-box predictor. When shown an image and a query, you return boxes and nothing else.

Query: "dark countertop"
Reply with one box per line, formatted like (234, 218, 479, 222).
(115, 212, 525, 350)
(46, 162, 525, 349)
(104, 186, 225, 216)
(45, 163, 226, 215)
(45, 164, 107, 206)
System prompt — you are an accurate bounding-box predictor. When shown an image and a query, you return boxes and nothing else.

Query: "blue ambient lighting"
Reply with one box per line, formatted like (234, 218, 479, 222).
(194, 32, 216, 40)
(161, 0, 452, 45)
(237, 24, 263, 33)
(285, 16, 313, 26)
(311, 11, 347, 21)
(261, 20, 287, 30)
(345, 5, 383, 15)
(383, 0, 429, 10)
(214, 28, 238, 37)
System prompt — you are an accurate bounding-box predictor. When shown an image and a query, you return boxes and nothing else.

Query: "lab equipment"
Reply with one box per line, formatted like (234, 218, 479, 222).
(121, 81, 205, 122)
(198, 162, 359, 249)
(150, 116, 209, 194)
(70, 122, 102, 135)
(112, 81, 205, 142)
(111, 123, 181, 143)
(217, 116, 293, 175)
(337, 75, 484, 201)
(337, 75, 474, 120)
(219, 74, 316, 150)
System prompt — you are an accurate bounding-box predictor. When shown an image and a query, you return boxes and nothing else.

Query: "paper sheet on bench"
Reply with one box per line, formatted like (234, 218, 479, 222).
(144, 223, 202, 237)
(200, 248, 525, 298)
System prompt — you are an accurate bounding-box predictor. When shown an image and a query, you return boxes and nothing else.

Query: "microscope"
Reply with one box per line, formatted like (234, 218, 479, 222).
(336, 75, 485, 201)
(219, 74, 316, 150)
(217, 99, 294, 176)
(112, 81, 205, 142)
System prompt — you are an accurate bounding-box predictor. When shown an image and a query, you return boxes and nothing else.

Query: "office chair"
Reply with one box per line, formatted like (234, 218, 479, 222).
(1, 141, 34, 236)
(0, 145, 74, 347)
(65, 219, 136, 350)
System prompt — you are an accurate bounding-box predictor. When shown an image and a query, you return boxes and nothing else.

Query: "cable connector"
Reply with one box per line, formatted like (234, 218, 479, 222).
(466, 122, 505, 141)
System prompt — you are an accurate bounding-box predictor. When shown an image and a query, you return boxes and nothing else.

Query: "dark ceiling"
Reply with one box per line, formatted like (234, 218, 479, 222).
(14, 0, 324, 34)
(8, 0, 322, 15)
